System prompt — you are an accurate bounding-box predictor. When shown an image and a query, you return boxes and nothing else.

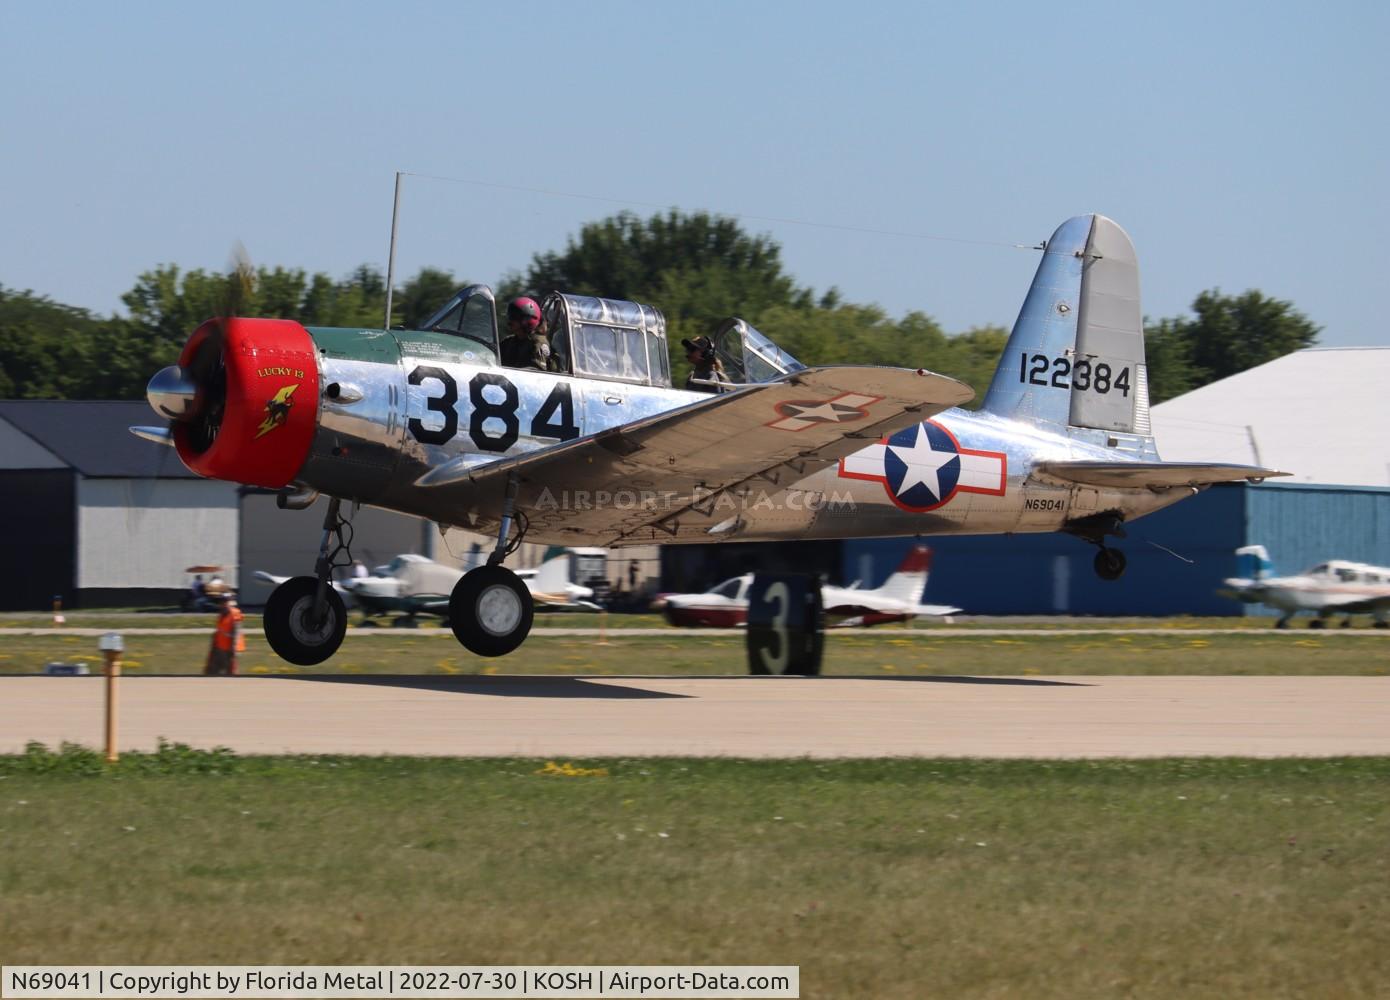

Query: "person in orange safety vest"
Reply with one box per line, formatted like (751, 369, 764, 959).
(204, 594, 245, 675)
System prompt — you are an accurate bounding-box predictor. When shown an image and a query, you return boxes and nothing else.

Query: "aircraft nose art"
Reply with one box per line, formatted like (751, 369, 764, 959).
(173, 317, 319, 489)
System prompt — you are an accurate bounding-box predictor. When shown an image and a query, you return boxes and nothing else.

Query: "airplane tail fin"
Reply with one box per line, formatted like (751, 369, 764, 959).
(531, 546, 572, 594)
(981, 214, 1150, 438)
(1234, 545, 1273, 580)
(873, 545, 932, 605)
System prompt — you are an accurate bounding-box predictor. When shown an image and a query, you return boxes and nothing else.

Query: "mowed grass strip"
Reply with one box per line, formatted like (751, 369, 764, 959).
(2, 747, 1388, 999)
(3, 630, 1389, 676)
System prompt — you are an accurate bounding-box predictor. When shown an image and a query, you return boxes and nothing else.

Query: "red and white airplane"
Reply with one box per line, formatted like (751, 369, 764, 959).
(659, 546, 959, 628)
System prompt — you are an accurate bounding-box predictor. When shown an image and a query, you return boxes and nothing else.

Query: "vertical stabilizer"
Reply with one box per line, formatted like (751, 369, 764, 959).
(1234, 545, 1273, 580)
(982, 214, 1150, 435)
(873, 545, 932, 605)
(532, 547, 572, 594)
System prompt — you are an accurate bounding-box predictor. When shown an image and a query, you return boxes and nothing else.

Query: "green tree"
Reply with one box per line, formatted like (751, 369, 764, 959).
(1143, 316, 1201, 404)
(520, 210, 805, 309)
(0, 286, 103, 398)
(1144, 289, 1319, 402)
(508, 210, 814, 361)
(393, 267, 459, 330)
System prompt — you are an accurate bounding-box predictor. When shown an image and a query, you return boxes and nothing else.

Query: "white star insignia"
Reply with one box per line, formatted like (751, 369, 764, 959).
(887, 424, 958, 501)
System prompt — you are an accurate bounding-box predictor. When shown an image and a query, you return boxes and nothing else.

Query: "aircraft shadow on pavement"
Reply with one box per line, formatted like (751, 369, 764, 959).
(541, 674, 1092, 688)
(834, 674, 1091, 687)
(271, 674, 692, 700)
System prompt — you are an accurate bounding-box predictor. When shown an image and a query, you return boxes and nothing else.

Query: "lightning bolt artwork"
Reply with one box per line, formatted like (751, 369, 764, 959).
(255, 383, 299, 439)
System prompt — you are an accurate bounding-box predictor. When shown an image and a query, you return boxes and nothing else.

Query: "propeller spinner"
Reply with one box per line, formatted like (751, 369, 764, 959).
(147, 365, 203, 421)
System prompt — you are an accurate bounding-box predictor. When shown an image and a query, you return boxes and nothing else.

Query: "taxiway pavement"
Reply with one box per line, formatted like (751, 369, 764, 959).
(2, 675, 1385, 758)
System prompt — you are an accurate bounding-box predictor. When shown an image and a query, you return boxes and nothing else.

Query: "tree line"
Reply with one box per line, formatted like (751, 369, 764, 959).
(0, 210, 1318, 404)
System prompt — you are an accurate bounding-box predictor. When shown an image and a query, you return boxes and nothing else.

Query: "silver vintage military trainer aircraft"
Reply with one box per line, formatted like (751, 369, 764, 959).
(134, 213, 1284, 664)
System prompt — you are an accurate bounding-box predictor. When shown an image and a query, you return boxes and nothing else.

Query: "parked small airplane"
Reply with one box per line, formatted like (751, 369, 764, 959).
(660, 545, 960, 627)
(1221, 545, 1390, 627)
(253, 549, 600, 626)
(135, 213, 1284, 664)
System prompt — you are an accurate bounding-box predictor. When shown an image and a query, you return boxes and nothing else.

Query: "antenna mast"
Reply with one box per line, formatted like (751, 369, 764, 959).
(383, 171, 402, 330)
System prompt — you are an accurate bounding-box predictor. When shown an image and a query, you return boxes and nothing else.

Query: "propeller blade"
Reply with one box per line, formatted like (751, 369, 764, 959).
(130, 426, 175, 446)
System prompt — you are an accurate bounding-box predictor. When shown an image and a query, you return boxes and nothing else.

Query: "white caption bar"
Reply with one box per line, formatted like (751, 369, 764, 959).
(2, 967, 799, 999)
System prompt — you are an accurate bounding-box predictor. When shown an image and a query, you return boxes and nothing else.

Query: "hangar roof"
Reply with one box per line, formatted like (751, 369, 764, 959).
(0, 400, 201, 478)
(1151, 347, 1390, 488)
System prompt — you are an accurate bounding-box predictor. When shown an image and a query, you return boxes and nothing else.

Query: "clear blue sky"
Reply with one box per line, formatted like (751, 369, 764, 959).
(3, 1, 1386, 348)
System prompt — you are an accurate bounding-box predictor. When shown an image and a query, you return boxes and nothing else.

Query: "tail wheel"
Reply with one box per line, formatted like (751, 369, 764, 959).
(1093, 548, 1127, 581)
(450, 566, 534, 657)
(264, 576, 347, 665)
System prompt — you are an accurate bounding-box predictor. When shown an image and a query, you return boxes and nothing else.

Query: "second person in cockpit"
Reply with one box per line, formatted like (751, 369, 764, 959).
(682, 336, 728, 393)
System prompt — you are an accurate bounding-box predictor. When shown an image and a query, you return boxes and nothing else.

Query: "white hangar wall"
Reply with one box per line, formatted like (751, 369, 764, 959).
(76, 478, 240, 589)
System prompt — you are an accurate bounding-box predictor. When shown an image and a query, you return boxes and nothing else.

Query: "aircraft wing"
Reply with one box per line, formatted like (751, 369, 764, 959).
(418, 366, 972, 545)
(253, 570, 352, 598)
(530, 592, 603, 610)
(1032, 461, 1288, 489)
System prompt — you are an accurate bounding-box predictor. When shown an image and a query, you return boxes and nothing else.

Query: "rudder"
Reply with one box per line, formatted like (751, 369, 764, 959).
(982, 214, 1150, 436)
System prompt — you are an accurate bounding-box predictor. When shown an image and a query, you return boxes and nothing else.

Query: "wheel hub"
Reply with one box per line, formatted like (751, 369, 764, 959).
(289, 595, 337, 645)
(477, 584, 523, 636)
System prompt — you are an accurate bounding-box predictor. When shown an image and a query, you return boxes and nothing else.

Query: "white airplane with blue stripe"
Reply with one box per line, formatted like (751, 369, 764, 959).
(1223, 545, 1390, 627)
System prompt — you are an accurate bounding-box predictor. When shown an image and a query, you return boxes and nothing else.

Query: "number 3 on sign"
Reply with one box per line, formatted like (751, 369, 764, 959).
(758, 581, 790, 674)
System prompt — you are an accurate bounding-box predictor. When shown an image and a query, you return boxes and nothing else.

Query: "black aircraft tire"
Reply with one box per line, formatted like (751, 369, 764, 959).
(264, 576, 348, 666)
(1309, 618, 1326, 629)
(1094, 548, 1127, 581)
(450, 566, 534, 657)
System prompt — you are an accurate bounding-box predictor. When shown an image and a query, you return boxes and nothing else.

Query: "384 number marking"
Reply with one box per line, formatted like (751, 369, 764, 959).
(1018, 353, 1130, 397)
(407, 368, 580, 451)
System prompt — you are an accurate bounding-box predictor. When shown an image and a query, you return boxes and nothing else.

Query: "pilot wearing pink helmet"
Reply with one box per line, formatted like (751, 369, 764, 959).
(500, 296, 552, 371)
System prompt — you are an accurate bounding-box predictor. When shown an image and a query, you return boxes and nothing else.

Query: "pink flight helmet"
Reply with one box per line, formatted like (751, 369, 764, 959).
(507, 297, 542, 332)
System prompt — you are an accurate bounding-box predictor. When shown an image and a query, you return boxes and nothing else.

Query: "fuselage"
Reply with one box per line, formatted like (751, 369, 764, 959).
(292, 330, 1188, 547)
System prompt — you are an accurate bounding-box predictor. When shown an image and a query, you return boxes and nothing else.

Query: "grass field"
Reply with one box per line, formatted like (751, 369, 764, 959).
(2, 747, 1388, 999)
(3, 629, 1390, 677)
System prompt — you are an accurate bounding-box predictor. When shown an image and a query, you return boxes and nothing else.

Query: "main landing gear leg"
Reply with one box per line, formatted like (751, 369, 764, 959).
(263, 497, 349, 665)
(450, 473, 534, 657)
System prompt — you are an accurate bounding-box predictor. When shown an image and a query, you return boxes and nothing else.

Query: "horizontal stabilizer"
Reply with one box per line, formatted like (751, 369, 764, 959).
(1033, 461, 1288, 489)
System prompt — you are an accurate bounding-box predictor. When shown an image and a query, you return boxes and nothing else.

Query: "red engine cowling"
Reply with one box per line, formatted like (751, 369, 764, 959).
(173, 318, 319, 489)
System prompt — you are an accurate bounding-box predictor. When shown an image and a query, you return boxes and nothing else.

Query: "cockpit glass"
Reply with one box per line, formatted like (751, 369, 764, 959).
(420, 285, 499, 357)
(575, 322, 648, 382)
(712, 318, 804, 385)
(461, 296, 495, 348)
(745, 324, 804, 378)
(711, 578, 743, 598)
(545, 292, 668, 386)
(428, 302, 462, 334)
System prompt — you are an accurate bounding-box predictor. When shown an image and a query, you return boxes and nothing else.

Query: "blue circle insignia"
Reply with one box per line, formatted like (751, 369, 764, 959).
(883, 422, 961, 509)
